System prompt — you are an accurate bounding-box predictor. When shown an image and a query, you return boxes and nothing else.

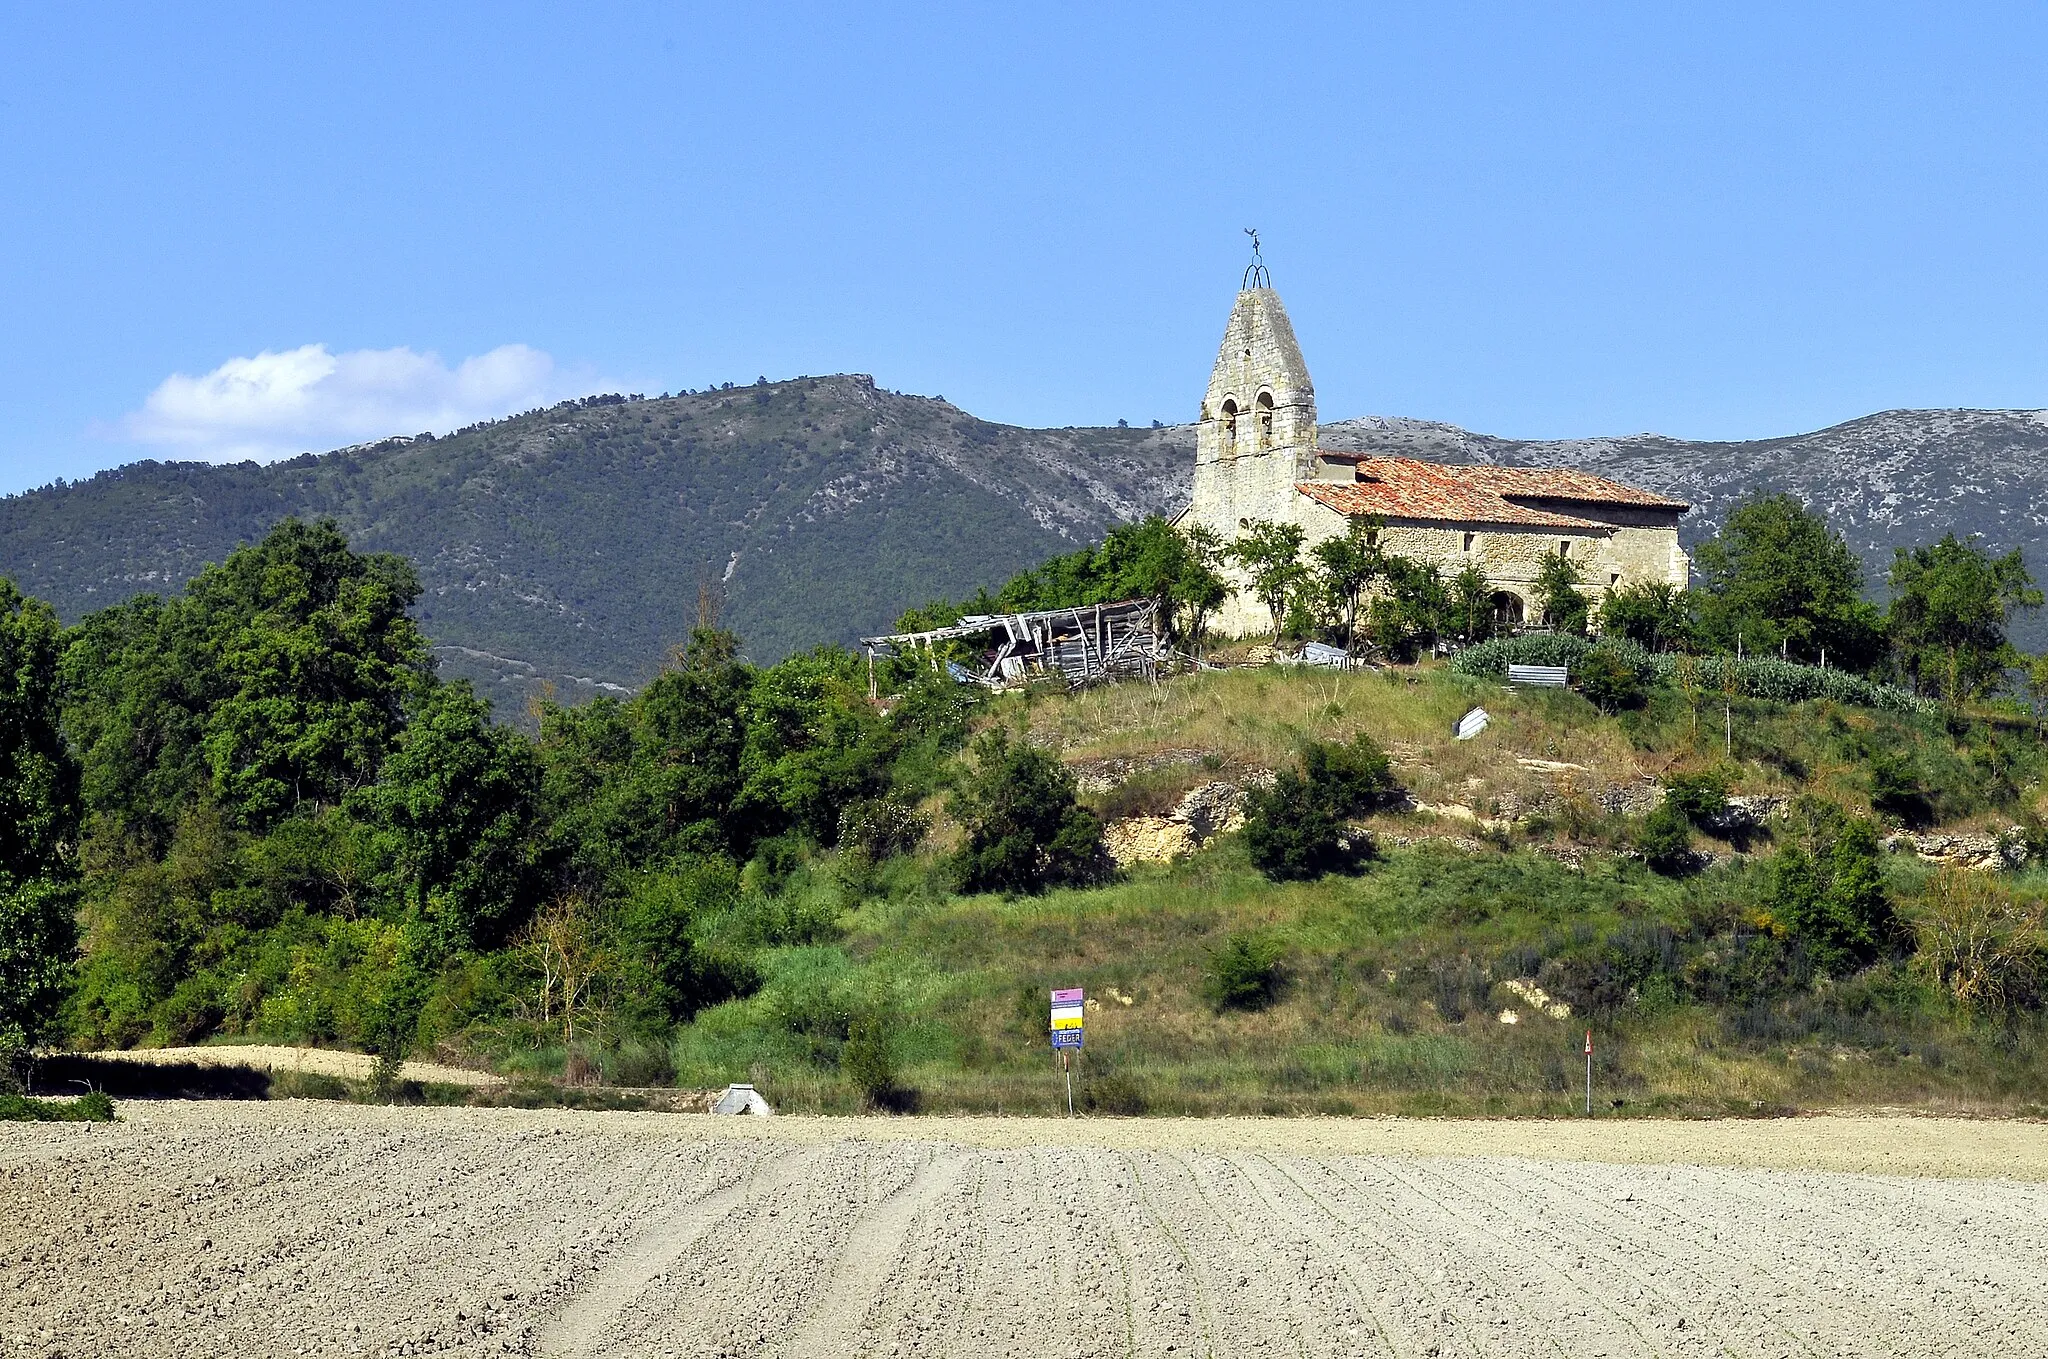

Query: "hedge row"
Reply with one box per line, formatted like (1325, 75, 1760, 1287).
(1449, 635, 1936, 715)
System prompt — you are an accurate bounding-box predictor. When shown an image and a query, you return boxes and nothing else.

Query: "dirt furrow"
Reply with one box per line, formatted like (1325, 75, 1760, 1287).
(9, 1104, 2048, 1358)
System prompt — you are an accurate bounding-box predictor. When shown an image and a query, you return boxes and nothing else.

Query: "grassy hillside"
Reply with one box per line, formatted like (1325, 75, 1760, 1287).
(590, 667, 2048, 1116)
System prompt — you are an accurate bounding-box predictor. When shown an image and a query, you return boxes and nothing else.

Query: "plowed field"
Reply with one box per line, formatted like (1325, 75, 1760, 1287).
(5, 1102, 2046, 1358)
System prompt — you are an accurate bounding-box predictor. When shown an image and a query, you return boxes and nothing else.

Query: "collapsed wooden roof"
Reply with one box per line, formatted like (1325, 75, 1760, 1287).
(862, 598, 1165, 690)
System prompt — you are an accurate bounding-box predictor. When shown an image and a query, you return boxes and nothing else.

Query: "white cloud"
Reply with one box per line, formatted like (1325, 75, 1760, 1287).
(118, 343, 592, 461)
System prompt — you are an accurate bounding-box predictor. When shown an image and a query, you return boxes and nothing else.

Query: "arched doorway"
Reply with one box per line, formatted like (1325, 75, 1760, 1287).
(1491, 591, 1526, 629)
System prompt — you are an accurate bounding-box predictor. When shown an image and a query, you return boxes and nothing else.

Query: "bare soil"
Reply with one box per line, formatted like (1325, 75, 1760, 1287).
(53, 1046, 505, 1088)
(5, 1103, 2047, 1358)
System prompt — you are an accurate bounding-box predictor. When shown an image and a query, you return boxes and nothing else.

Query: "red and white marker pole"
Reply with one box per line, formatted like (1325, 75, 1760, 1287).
(1584, 1030, 1594, 1116)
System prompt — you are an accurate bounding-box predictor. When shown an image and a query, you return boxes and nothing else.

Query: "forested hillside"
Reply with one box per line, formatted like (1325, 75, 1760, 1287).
(0, 378, 1184, 707)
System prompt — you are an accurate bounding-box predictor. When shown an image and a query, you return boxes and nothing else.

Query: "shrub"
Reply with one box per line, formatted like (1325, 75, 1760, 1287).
(1079, 1069, 1147, 1115)
(836, 797, 930, 862)
(1913, 870, 2045, 1015)
(1576, 648, 1646, 712)
(617, 858, 749, 1028)
(841, 1004, 908, 1109)
(1243, 733, 1393, 882)
(950, 731, 1109, 895)
(1663, 771, 1730, 828)
(1634, 804, 1696, 876)
(1243, 772, 1344, 881)
(1203, 933, 1285, 1011)
(1451, 636, 1934, 714)
(0, 1091, 115, 1122)
(1772, 812, 1898, 975)
(1868, 749, 1932, 827)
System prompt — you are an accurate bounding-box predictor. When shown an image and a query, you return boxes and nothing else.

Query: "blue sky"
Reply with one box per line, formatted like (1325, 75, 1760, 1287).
(2, 3, 2045, 493)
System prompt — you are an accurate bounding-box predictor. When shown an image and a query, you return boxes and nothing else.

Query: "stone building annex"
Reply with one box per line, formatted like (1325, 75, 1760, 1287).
(1182, 260, 1692, 638)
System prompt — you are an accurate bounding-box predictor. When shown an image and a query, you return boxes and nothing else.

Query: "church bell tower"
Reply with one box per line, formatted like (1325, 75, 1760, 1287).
(1189, 236, 1319, 548)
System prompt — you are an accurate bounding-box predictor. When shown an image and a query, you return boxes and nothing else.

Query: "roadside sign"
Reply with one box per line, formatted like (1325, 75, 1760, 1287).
(1050, 987, 1085, 1039)
(1050, 987, 1085, 1115)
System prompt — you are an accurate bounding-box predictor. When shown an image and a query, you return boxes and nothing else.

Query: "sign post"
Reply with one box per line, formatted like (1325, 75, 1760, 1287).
(1050, 988, 1085, 1117)
(1584, 1029, 1593, 1116)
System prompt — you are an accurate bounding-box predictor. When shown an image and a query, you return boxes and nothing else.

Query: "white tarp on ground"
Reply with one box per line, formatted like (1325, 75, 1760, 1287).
(711, 1083, 774, 1116)
(1454, 707, 1491, 740)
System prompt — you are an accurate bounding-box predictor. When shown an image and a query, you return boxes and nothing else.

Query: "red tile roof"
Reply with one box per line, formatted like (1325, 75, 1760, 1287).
(1460, 464, 1689, 510)
(1296, 454, 1686, 529)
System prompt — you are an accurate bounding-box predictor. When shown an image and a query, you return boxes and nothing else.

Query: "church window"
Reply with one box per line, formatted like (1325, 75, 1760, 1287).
(1221, 399, 1238, 452)
(1256, 392, 1275, 446)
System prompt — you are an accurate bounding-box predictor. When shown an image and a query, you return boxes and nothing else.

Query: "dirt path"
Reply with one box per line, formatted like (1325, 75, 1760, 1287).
(5, 1102, 2047, 1357)
(51, 1044, 506, 1087)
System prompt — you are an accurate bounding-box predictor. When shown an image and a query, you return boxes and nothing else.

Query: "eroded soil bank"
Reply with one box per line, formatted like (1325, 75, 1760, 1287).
(5, 1103, 2046, 1358)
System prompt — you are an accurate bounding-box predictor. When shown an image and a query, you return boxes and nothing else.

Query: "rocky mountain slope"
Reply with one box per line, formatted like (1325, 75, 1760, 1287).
(0, 377, 1185, 706)
(3, 381, 2043, 709)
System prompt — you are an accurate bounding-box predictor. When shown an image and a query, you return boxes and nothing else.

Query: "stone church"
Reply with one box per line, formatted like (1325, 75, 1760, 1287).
(1183, 273, 1691, 638)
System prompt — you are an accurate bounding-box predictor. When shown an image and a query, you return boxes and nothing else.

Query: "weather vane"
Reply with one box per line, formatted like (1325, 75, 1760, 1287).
(1242, 228, 1270, 289)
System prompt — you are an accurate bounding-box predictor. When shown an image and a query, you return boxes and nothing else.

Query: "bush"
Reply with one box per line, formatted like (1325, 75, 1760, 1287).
(841, 1004, 907, 1109)
(0, 1091, 115, 1122)
(1634, 804, 1696, 876)
(1243, 772, 1344, 881)
(1203, 933, 1285, 1011)
(1243, 734, 1391, 881)
(1913, 870, 2045, 1015)
(950, 731, 1109, 895)
(1079, 1069, 1147, 1115)
(836, 797, 930, 862)
(1576, 648, 1646, 712)
(1868, 749, 1932, 827)
(1771, 812, 1899, 976)
(617, 858, 749, 1029)
(1451, 636, 1934, 714)
(1663, 771, 1729, 828)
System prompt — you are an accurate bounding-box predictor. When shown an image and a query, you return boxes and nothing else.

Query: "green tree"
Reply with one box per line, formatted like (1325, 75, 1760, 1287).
(615, 857, 745, 1030)
(192, 521, 433, 829)
(353, 681, 541, 951)
(950, 730, 1107, 894)
(1228, 520, 1308, 637)
(1173, 524, 1233, 652)
(1366, 555, 1449, 660)
(2028, 653, 2048, 737)
(1597, 582, 1693, 652)
(0, 582, 80, 1079)
(1310, 518, 1385, 652)
(1634, 803, 1694, 875)
(1534, 551, 1589, 635)
(1694, 494, 1885, 668)
(1771, 811, 1897, 975)
(537, 627, 754, 883)
(738, 645, 896, 846)
(1576, 647, 1646, 713)
(1447, 563, 1497, 645)
(1885, 534, 2042, 706)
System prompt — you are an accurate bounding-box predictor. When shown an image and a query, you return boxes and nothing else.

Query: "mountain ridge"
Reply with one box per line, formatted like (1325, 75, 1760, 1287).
(4, 380, 2044, 709)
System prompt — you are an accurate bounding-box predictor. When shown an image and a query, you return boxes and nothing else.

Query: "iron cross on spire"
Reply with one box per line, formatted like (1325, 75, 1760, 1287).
(1242, 228, 1270, 289)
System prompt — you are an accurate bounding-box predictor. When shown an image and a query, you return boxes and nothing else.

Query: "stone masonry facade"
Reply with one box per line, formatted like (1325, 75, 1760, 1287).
(1184, 283, 1689, 637)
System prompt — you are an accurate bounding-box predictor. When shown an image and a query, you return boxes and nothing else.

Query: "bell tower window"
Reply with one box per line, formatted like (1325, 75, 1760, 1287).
(1221, 398, 1238, 453)
(1256, 391, 1275, 447)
